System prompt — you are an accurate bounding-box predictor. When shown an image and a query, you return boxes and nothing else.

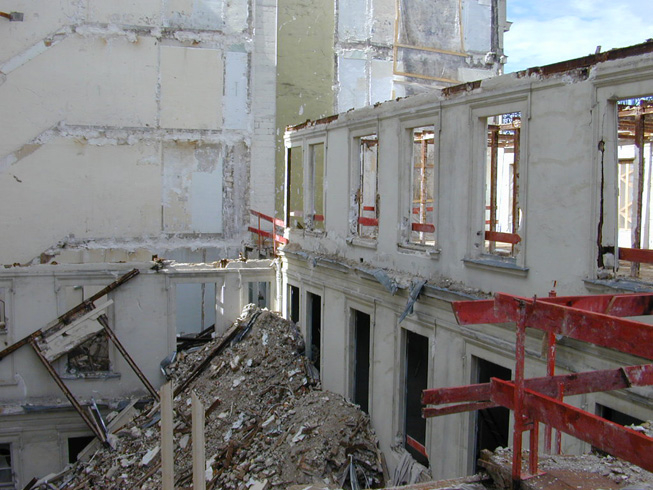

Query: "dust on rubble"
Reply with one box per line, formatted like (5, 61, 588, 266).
(46, 306, 386, 490)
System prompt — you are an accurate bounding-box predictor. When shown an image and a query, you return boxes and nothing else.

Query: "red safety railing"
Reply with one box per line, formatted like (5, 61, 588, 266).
(249, 210, 288, 255)
(423, 292, 653, 484)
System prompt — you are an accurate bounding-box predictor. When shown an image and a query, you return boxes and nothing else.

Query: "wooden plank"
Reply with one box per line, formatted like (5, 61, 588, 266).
(192, 391, 206, 490)
(161, 382, 174, 490)
(35, 300, 113, 362)
(358, 217, 379, 227)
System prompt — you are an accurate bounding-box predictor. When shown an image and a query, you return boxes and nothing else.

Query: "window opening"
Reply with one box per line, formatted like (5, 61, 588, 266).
(248, 282, 269, 309)
(0, 289, 6, 333)
(473, 357, 511, 472)
(0, 443, 12, 489)
(616, 97, 653, 280)
(309, 143, 325, 231)
(357, 135, 379, 238)
(65, 285, 110, 375)
(307, 292, 322, 372)
(288, 146, 304, 228)
(68, 435, 94, 463)
(596, 404, 644, 428)
(175, 283, 216, 337)
(288, 285, 300, 324)
(409, 127, 436, 246)
(404, 330, 429, 467)
(352, 309, 371, 413)
(484, 112, 521, 257)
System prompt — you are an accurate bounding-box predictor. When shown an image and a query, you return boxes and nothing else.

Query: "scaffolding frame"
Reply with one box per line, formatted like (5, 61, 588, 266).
(423, 292, 653, 487)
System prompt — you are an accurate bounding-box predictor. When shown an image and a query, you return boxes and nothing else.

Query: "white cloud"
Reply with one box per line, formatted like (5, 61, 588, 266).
(504, 0, 653, 72)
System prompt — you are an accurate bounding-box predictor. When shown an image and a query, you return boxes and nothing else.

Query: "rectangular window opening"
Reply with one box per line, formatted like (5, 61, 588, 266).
(68, 435, 95, 464)
(288, 146, 304, 228)
(473, 357, 511, 473)
(484, 112, 521, 257)
(248, 282, 270, 309)
(352, 309, 371, 413)
(288, 285, 300, 324)
(404, 330, 429, 467)
(0, 443, 13, 489)
(306, 292, 322, 372)
(616, 96, 653, 280)
(309, 143, 325, 231)
(356, 135, 379, 239)
(0, 289, 6, 333)
(175, 282, 217, 337)
(409, 127, 436, 246)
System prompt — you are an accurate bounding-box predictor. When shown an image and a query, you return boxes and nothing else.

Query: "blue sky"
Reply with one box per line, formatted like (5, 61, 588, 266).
(504, 0, 653, 73)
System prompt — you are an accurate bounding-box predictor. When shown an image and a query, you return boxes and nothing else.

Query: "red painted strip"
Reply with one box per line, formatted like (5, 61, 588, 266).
(248, 227, 288, 245)
(484, 230, 521, 244)
(313, 214, 325, 222)
(362, 206, 376, 211)
(250, 209, 285, 228)
(411, 222, 435, 233)
(358, 217, 378, 227)
(619, 247, 653, 264)
(412, 207, 434, 214)
(406, 435, 428, 459)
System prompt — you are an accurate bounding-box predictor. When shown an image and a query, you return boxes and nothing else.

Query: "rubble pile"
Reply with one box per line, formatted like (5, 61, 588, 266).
(50, 306, 386, 490)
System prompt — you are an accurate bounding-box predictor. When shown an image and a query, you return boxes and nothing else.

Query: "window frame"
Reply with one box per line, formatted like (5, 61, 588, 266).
(349, 125, 380, 244)
(399, 115, 440, 252)
(468, 97, 529, 270)
(305, 136, 327, 233)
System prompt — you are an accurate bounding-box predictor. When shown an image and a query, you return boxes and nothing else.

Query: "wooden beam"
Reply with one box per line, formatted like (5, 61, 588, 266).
(161, 382, 174, 490)
(192, 391, 206, 490)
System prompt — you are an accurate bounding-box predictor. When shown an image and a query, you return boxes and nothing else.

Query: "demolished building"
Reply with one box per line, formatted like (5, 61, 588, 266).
(278, 41, 653, 481)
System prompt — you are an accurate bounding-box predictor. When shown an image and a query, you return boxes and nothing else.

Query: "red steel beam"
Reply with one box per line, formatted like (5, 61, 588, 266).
(493, 293, 653, 360)
(620, 247, 653, 264)
(422, 364, 653, 414)
(491, 379, 653, 473)
(451, 299, 512, 325)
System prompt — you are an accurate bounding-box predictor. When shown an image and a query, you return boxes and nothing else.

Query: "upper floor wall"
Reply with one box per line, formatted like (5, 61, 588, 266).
(283, 42, 653, 297)
(0, 0, 277, 264)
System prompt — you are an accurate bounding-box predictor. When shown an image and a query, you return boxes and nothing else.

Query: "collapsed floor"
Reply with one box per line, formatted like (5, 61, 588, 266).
(40, 306, 386, 490)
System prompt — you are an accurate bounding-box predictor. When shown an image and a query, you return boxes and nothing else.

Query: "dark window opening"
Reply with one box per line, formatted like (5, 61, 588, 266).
(289, 285, 300, 324)
(68, 435, 94, 464)
(353, 310, 371, 413)
(307, 292, 322, 372)
(473, 357, 511, 472)
(248, 282, 269, 309)
(67, 332, 110, 374)
(0, 443, 12, 489)
(404, 330, 429, 467)
(597, 404, 643, 427)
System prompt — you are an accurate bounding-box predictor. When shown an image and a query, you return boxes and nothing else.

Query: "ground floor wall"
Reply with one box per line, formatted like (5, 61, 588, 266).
(281, 253, 653, 481)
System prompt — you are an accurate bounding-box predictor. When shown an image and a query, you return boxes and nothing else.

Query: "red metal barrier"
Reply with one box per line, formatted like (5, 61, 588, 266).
(249, 210, 288, 254)
(424, 292, 653, 485)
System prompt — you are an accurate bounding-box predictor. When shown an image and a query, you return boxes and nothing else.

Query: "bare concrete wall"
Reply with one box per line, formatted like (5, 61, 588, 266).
(0, 0, 277, 265)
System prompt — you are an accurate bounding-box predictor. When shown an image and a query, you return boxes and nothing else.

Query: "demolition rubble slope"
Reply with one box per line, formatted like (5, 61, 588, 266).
(58, 306, 386, 490)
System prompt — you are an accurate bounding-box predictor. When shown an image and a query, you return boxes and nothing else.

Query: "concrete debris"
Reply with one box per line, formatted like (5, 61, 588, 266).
(481, 446, 653, 490)
(45, 307, 385, 489)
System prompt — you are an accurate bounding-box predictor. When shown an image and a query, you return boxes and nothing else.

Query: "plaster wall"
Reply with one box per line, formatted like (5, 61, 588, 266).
(284, 53, 653, 298)
(0, 0, 277, 265)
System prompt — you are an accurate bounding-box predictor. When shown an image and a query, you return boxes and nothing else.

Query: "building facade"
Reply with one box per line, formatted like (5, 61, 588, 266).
(281, 43, 653, 480)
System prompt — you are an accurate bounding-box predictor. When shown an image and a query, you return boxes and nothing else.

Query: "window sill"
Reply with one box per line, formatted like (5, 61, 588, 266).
(463, 256, 528, 276)
(584, 277, 653, 293)
(304, 229, 326, 238)
(61, 372, 121, 380)
(348, 236, 378, 250)
(397, 243, 440, 259)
